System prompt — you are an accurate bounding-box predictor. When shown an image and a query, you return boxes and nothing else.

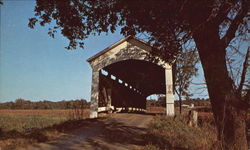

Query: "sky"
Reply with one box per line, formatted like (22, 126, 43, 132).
(0, 0, 209, 103)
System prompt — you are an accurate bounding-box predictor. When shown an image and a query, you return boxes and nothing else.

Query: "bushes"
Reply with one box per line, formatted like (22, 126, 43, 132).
(0, 99, 90, 110)
(145, 115, 218, 150)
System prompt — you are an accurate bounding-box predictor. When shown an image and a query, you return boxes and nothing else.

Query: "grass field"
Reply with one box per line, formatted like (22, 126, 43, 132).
(0, 109, 90, 149)
(0, 109, 90, 133)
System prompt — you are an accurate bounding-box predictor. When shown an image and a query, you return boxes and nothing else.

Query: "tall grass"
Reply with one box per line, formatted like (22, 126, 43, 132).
(0, 114, 68, 133)
(0, 109, 90, 149)
(145, 115, 218, 150)
(0, 109, 89, 133)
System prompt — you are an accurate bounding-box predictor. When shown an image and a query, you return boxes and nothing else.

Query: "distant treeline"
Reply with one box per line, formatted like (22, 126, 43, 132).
(0, 99, 90, 109)
(147, 97, 210, 107)
(1, 98, 210, 109)
(175, 98, 211, 107)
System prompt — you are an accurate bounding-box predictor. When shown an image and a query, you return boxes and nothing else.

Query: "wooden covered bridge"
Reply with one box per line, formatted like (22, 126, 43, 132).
(87, 36, 175, 118)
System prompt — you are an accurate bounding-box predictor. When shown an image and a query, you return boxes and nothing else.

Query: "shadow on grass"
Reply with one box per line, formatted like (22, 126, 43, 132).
(0, 118, 102, 150)
(0, 118, 99, 140)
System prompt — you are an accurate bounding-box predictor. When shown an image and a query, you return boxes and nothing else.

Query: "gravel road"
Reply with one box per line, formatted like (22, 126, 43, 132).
(18, 113, 154, 150)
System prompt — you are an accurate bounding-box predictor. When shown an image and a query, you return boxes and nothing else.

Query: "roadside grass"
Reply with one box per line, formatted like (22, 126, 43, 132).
(0, 114, 69, 133)
(0, 109, 90, 149)
(144, 115, 219, 150)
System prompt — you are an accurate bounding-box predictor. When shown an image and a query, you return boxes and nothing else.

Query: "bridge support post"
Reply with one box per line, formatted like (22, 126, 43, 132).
(165, 66, 175, 116)
(106, 88, 112, 113)
(89, 69, 99, 118)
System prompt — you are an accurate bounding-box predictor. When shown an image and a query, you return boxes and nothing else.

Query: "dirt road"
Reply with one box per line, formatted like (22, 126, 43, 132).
(19, 113, 154, 150)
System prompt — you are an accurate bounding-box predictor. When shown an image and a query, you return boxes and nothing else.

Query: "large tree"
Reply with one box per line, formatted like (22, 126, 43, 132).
(28, 0, 250, 149)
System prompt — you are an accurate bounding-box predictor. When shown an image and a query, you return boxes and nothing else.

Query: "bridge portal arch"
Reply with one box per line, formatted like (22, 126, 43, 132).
(87, 36, 174, 118)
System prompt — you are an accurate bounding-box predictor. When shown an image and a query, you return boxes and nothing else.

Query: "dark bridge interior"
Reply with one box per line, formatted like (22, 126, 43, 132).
(98, 59, 166, 110)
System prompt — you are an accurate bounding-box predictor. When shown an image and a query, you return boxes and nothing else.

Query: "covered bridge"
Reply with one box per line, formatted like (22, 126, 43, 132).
(87, 36, 175, 118)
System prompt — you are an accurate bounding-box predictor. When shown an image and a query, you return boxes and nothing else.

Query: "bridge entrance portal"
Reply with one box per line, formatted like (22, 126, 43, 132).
(87, 36, 174, 118)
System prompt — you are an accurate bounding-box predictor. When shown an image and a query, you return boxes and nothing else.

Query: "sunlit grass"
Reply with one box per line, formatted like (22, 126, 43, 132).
(0, 114, 69, 132)
(145, 115, 218, 150)
(0, 109, 89, 133)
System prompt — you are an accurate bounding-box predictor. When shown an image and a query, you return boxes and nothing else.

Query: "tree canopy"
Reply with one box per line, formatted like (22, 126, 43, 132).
(29, 0, 249, 59)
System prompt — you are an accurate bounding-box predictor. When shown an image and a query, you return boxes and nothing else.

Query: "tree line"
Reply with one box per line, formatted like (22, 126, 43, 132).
(0, 98, 90, 109)
(147, 97, 210, 108)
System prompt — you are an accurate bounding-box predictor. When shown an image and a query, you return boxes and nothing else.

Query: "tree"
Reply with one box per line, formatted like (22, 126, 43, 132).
(174, 48, 199, 114)
(29, 0, 250, 149)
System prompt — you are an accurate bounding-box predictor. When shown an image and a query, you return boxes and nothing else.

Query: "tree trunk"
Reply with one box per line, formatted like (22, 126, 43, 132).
(193, 29, 248, 150)
(179, 94, 182, 114)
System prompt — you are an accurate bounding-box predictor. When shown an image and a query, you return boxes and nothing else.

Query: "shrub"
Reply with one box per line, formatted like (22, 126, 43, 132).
(145, 115, 218, 150)
(144, 143, 160, 150)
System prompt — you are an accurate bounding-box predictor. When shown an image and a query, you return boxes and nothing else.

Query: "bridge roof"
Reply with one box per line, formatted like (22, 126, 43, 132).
(87, 35, 153, 63)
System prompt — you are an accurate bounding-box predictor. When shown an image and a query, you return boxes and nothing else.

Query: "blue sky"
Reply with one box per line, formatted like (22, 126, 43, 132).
(0, 0, 125, 102)
(0, 0, 209, 102)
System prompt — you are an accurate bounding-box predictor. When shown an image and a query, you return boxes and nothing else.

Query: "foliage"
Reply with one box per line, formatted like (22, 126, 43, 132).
(174, 48, 200, 113)
(28, 0, 249, 63)
(147, 98, 211, 108)
(175, 98, 211, 107)
(146, 96, 166, 107)
(0, 98, 90, 109)
(28, 0, 187, 61)
(145, 116, 218, 150)
(174, 49, 199, 99)
(144, 144, 160, 150)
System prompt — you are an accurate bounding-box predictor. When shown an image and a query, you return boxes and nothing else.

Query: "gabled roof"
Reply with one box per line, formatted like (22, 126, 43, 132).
(87, 35, 153, 63)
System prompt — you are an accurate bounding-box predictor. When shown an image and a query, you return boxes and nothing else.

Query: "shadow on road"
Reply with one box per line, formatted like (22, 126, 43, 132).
(17, 113, 154, 150)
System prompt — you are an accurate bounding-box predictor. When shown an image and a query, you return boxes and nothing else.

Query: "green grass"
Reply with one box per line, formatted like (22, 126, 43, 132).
(0, 114, 69, 133)
(145, 115, 218, 150)
(0, 109, 90, 150)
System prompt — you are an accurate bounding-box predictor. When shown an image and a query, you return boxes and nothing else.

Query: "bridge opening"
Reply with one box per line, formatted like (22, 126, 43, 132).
(98, 59, 166, 113)
(146, 94, 166, 114)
